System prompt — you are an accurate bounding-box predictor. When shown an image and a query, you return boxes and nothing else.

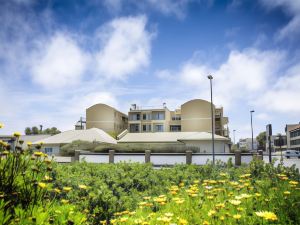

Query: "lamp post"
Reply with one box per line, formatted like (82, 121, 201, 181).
(207, 75, 215, 165)
(250, 110, 255, 151)
(233, 129, 236, 145)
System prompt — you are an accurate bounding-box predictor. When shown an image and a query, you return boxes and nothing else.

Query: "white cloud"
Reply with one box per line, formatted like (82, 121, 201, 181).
(180, 63, 209, 86)
(258, 0, 300, 40)
(30, 33, 89, 89)
(66, 92, 119, 116)
(255, 63, 300, 114)
(177, 48, 284, 108)
(95, 16, 153, 80)
(103, 0, 213, 19)
(155, 69, 174, 80)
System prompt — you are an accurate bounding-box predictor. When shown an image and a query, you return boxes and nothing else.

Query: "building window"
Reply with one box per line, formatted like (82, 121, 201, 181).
(290, 129, 300, 138)
(170, 125, 181, 132)
(142, 124, 151, 132)
(291, 139, 300, 146)
(44, 147, 53, 154)
(154, 124, 164, 132)
(172, 116, 181, 120)
(152, 112, 165, 120)
(130, 124, 140, 132)
(129, 113, 141, 121)
(142, 113, 152, 120)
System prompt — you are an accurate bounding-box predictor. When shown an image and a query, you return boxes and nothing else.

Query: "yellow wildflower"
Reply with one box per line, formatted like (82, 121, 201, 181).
(208, 210, 216, 217)
(255, 211, 277, 221)
(63, 187, 72, 192)
(284, 191, 291, 195)
(233, 214, 241, 220)
(34, 151, 43, 157)
(165, 213, 174, 217)
(179, 218, 188, 225)
(120, 217, 128, 222)
(215, 203, 225, 209)
(61, 199, 69, 204)
(38, 182, 47, 189)
(53, 188, 61, 193)
(289, 181, 298, 185)
(2, 151, 9, 155)
(79, 184, 88, 190)
(203, 221, 210, 225)
(13, 132, 21, 138)
(229, 200, 241, 206)
(27, 142, 32, 147)
(0, 123, 4, 128)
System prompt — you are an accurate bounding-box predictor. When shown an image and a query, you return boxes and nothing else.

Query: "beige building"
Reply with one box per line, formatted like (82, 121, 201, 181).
(128, 99, 229, 137)
(286, 124, 300, 151)
(86, 104, 128, 136)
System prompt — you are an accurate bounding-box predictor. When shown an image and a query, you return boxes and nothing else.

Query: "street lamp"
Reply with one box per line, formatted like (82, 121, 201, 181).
(250, 110, 255, 151)
(233, 129, 236, 145)
(207, 75, 215, 165)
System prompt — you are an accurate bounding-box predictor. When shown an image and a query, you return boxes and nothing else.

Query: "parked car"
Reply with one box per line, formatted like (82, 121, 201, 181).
(285, 150, 300, 159)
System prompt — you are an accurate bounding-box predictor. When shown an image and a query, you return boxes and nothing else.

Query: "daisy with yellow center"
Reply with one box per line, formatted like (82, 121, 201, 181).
(255, 211, 278, 221)
(78, 184, 88, 190)
(229, 200, 241, 206)
(63, 187, 72, 192)
(233, 214, 241, 220)
(13, 132, 21, 138)
(38, 182, 47, 189)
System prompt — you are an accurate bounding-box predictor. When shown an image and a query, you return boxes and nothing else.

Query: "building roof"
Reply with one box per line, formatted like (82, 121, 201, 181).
(118, 132, 229, 143)
(33, 128, 117, 145)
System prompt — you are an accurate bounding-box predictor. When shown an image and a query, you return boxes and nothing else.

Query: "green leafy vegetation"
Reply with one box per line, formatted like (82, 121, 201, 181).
(1, 125, 300, 225)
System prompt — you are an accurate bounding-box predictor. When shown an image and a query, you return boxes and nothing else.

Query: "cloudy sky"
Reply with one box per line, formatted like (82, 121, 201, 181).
(0, 0, 300, 140)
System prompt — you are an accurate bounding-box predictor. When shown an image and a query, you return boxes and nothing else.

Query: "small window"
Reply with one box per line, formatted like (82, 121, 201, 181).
(45, 147, 53, 154)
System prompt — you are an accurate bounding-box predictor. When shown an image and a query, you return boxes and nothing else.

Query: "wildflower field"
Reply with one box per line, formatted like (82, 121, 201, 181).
(1, 130, 300, 224)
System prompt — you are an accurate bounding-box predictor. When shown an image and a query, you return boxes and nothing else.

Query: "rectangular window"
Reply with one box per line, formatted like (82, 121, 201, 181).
(142, 113, 151, 120)
(172, 116, 181, 120)
(154, 124, 164, 132)
(129, 124, 140, 132)
(142, 124, 151, 132)
(129, 113, 141, 121)
(170, 125, 181, 132)
(152, 112, 165, 120)
(44, 147, 53, 154)
(291, 129, 300, 138)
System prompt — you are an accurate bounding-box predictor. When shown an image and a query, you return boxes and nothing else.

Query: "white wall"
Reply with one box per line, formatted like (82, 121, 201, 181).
(184, 140, 229, 153)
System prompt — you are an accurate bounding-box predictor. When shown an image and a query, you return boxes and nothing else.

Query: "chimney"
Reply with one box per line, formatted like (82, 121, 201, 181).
(163, 102, 166, 108)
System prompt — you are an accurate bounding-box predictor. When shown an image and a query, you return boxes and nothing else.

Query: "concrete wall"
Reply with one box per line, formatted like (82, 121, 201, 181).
(181, 99, 213, 132)
(184, 140, 229, 153)
(116, 140, 229, 153)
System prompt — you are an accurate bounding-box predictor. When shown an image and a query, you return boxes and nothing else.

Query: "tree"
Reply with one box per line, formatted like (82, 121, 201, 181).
(49, 127, 60, 135)
(31, 126, 39, 135)
(25, 127, 32, 135)
(256, 131, 266, 151)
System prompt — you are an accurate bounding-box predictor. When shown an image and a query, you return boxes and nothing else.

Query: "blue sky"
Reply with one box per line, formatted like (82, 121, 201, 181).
(1, 0, 300, 141)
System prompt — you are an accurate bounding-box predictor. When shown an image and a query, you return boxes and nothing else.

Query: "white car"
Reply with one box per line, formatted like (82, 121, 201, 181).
(285, 150, 300, 159)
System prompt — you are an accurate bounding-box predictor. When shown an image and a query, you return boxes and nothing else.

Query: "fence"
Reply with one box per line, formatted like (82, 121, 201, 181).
(74, 150, 255, 166)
